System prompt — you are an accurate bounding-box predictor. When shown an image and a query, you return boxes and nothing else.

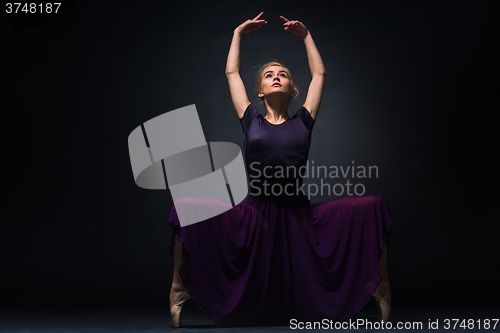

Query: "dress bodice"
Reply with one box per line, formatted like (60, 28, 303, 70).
(239, 104, 315, 199)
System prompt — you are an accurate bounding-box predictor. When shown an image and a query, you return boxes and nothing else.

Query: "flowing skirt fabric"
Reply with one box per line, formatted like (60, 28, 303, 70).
(168, 194, 395, 326)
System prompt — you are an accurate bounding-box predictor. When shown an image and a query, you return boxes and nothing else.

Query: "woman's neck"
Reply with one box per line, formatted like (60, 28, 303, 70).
(263, 97, 289, 124)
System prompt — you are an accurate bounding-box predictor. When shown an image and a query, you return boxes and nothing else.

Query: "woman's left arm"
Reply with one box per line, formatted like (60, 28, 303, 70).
(281, 16, 326, 120)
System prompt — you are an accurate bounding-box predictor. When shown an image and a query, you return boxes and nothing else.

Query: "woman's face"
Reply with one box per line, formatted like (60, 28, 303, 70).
(258, 66, 294, 99)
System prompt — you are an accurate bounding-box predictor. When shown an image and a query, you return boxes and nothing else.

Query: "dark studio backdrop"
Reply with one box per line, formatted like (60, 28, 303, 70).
(2, 0, 499, 319)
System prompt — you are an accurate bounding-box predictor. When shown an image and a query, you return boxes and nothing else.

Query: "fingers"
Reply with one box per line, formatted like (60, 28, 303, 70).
(253, 11, 264, 20)
(281, 16, 299, 25)
(250, 20, 266, 31)
(251, 12, 267, 26)
(281, 17, 300, 28)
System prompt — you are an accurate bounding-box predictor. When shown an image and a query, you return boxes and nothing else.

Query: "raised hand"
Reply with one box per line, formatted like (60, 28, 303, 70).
(280, 16, 308, 38)
(236, 12, 267, 35)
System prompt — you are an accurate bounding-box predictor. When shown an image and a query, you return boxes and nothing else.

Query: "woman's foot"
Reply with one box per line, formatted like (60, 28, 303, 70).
(372, 280, 391, 323)
(170, 283, 191, 328)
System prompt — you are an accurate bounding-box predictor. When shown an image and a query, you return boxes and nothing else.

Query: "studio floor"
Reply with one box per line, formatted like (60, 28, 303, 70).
(1, 303, 498, 332)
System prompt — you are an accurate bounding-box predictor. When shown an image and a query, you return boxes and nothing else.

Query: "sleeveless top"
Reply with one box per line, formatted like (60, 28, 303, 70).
(239, 103, 315, 200)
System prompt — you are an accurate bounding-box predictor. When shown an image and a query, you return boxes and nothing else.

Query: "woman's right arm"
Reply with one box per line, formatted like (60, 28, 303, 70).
(226, 12, 267, 118)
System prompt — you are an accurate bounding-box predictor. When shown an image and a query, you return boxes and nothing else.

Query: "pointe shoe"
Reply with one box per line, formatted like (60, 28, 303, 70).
(170, 284, 191, 328)
(372, 281, 391, 323)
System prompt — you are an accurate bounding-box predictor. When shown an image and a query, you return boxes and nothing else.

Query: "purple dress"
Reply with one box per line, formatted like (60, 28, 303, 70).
(168, 104, 394, 325)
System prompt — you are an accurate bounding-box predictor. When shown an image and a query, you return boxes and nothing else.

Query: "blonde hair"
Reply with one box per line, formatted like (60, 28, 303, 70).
(255, 61, 299, 100)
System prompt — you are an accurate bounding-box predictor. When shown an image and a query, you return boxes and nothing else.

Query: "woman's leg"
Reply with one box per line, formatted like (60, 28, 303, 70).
(379, 243, 389, 282)
(170, 232, 191, 327)
(172, 232, 184, 286)
(372, 241, 391, 322)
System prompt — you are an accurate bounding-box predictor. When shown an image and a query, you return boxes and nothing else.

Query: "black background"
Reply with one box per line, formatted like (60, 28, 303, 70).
(2, 0, 499, 317)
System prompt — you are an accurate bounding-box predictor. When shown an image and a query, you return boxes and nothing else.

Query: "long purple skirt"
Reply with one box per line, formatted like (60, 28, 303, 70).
(168, 194, 394, 326)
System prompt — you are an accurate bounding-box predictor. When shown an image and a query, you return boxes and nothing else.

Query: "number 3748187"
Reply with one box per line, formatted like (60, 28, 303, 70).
(6, 3, 61, 14)
(443, 319, 498, 330)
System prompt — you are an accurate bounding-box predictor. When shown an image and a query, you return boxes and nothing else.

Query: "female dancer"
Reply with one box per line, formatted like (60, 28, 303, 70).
(168, 12, 394, 327)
